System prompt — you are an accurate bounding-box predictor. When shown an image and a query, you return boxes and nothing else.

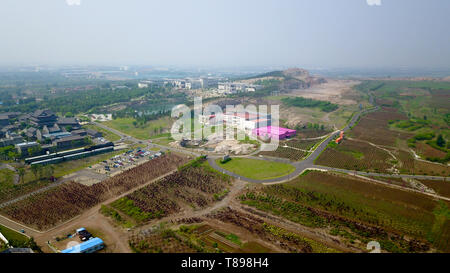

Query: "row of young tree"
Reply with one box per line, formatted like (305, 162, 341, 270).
(0, 145, 18, 161)
(14, 164, 55, 185)
(29, 164, 55, 182)
(112, 108, 171, 128)
(284, 122, 326, 131)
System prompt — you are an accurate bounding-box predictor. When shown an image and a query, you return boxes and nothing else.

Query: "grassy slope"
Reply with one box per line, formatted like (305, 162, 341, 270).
(0, 224, 29, 243)
(217, 158, 295, 180)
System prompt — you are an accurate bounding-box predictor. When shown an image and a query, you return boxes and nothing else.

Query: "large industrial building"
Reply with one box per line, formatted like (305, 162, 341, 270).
(25, 142, 114, 166)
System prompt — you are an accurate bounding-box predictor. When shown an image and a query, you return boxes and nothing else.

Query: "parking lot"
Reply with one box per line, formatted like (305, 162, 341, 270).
(67, 146, 165, 186)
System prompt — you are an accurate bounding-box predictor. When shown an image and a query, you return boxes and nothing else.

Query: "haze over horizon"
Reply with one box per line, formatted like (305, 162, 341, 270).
(0, 0, 449, 69)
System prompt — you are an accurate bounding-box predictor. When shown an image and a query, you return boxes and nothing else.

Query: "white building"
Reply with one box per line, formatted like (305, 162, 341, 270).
(138, 82, 149, 88)
(173, 80, 189, 89)
(218, 82, 260, 94)
(199, 111, 271, 133)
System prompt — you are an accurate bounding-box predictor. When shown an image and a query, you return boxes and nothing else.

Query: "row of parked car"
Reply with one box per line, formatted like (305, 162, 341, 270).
(101, 147, 164, 172)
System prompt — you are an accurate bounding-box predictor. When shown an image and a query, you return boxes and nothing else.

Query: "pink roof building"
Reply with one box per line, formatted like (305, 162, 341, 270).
(252, 126, 297, 140)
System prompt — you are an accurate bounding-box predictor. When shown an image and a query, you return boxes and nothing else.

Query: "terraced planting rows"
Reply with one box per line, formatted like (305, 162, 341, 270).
(286, 138, 320, 150)
(365, 176, 417, 189)
(206, 208, 339, 253)
(129, 229, 200, 253)
(109, 158, 231, 224)
(0, 154, 189, 230)
(0, 179, 54, 204)
(295, 129, 331, 139)
(259, 146, 307, 161)
(415, 142, 448, 160)
(349, 107, 412, 146)
(259, 138, 320, 161)
(130, 223, 275, 253)
(239, 171, 449, 252)
(358, 81, 449, 163)
(395, 150, 450, 176)
(316, 105, 449, 176)
(418, 179, 450, 199)
(316, 139, 394, 172)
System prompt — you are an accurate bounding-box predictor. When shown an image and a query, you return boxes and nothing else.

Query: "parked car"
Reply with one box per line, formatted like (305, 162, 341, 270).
(77, 230, 92, 241)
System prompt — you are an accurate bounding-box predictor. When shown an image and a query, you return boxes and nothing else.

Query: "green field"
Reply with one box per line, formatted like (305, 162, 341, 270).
(216, 158, 295, 180)
(0, 224, 29, 242)
(102, 117, 172, 140)
(0, 224, 31, 251)
(83, 124, 121, 142)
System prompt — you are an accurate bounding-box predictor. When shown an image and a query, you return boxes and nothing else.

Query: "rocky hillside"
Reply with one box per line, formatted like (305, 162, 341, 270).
(247, 68, 327, 91)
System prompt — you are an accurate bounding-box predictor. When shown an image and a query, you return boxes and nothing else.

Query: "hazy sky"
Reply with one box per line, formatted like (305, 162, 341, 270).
(0, 0, 449, 68)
